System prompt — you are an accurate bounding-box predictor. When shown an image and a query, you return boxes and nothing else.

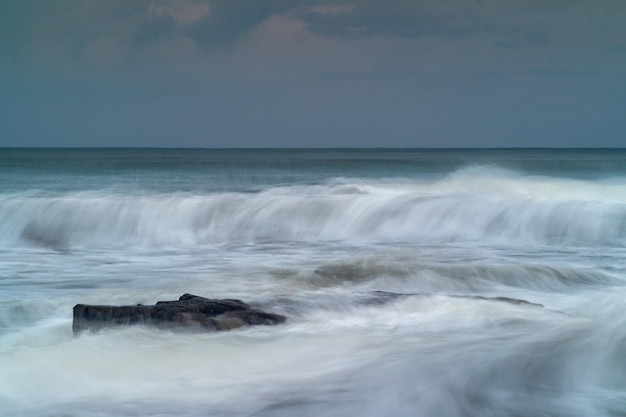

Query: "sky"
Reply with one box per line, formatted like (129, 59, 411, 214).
(1, 0, 625, 148)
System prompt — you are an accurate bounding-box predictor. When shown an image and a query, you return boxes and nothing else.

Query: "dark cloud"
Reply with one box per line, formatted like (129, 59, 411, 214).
(298, 0, 559, 48)
(2, 0, 625, 73)
(184, 1, 287, 44)
(1, 0, 625, 148)
(301, 2, 476, 39)
(0, 1, 175, 72)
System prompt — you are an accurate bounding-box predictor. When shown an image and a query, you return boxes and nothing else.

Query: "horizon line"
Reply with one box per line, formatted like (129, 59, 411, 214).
(2, 146, 625, 151)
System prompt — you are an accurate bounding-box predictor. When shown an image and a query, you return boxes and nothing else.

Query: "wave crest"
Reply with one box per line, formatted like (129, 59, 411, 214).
(1, 176, 625, 249)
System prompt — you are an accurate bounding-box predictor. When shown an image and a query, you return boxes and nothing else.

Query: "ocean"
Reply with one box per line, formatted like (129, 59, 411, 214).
(1, 148, 625, 417)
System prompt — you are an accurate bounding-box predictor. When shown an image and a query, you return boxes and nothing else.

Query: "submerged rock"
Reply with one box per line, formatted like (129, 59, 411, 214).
(464, 295, 543, 307)
(73, 293, 287, 334)
(353, 291, 544, 308)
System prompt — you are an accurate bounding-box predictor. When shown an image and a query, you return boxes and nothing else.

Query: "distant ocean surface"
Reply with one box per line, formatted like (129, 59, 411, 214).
(1, 148, 626, 417)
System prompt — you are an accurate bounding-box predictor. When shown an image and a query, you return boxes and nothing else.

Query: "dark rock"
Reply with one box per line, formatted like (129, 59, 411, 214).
(73, 293, 286, 335)
(353, 291, 543, 308)
(351, 290, 412, 305)
(463, 295, 543, 307)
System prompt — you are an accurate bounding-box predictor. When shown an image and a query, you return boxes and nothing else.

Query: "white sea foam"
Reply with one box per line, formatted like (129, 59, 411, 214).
(2, 154, 626, 417)
(2, 288, 625, 417)
(0, 167, 624, 249)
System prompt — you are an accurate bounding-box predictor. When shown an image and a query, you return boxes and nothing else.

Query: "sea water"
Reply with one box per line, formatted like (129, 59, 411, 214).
(0, 148, 625, 417)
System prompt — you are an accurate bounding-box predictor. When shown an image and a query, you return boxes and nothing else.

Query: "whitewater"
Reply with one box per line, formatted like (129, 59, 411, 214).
(1, 148, 625, 417)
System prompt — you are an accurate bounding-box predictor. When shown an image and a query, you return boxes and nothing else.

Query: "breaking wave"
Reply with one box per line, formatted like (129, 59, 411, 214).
(1, 167, 625, 249)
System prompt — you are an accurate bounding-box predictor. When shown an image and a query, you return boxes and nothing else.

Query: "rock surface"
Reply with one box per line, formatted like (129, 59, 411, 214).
(73, 293, 287, 334)
(353, 290, 544, 307)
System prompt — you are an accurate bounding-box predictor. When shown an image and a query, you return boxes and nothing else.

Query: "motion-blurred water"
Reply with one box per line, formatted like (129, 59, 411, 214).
(1, 148, 625, 416)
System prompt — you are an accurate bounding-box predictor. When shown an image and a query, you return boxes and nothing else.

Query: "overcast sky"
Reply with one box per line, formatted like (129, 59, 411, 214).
(1, 0, 625, 148)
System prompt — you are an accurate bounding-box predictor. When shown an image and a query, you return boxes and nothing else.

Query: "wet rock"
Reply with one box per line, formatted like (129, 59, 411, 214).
(73, 293, 286, 334)
(353, 291, 543, 308)
(464, 295, 543, 307)
(351, 290, 412, 305)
